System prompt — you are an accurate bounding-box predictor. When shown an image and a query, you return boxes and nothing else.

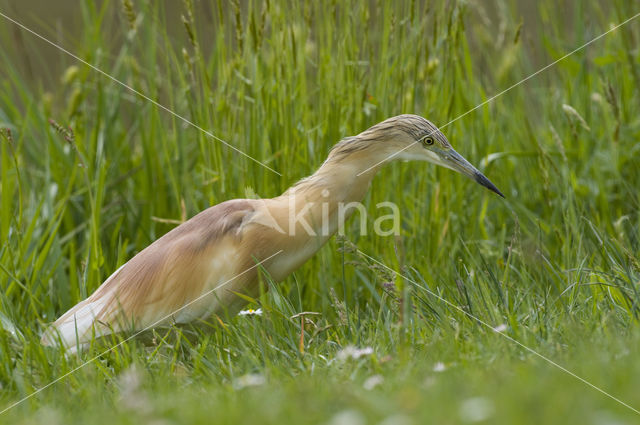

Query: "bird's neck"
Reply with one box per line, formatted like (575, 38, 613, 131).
(286, 155, 381, 205)
(256, 150, 388, 280)
(267, 152, 385, 242)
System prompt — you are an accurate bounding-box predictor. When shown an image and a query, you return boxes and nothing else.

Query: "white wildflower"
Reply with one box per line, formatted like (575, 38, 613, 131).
(492, 324, 507, 333)
(234, 373, 265, 389)
(336, 345, 374, 361)
(117, 365, 151, 414)
(327, 409, 365, 425)
(238, 308, 263, 316)
(459, 397, 494, 423)
(433, 362, 446, 372)
(363, 375, 383, 390)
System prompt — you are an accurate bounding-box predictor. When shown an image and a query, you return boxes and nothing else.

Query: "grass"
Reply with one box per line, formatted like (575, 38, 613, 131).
(1, 0, 639, 423)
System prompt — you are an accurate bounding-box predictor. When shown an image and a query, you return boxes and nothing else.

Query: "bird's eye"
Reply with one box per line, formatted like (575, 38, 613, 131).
(421, 136, 435, 146)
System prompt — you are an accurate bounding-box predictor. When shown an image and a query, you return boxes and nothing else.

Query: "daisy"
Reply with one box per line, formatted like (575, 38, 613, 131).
(238, 308, 263, 316)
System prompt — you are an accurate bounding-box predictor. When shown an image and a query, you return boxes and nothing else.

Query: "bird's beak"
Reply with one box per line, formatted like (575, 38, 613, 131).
(437, 149, 505, 198)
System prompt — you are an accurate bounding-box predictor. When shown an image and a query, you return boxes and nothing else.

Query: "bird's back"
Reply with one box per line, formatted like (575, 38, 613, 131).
(42, 199, 260, 350)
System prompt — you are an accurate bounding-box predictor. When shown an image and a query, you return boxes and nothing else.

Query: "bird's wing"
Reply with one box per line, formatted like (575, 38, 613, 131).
(42, 199, 259, 349)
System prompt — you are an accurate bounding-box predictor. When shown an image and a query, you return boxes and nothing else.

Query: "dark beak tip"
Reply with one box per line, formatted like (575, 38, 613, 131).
(474, 172, 505, 198)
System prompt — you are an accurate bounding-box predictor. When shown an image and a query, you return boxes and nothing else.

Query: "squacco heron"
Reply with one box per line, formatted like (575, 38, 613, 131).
(42, 114, 503, 350)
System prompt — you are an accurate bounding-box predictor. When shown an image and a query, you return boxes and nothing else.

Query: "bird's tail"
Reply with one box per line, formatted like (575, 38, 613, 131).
(40, 296, 113, 352)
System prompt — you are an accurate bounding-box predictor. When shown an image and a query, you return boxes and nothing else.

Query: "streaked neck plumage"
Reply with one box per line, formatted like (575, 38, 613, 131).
(269, 137, 394, 242)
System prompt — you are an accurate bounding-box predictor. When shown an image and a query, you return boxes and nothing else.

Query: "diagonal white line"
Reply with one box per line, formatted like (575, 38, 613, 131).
(356, 10, 640, 177)
(356, 249, 640, 415)
(0, 11, 282, 176)
(0, 250, 283, 415)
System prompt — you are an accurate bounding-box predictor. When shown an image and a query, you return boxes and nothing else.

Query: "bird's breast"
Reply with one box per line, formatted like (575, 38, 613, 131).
(265, 235, 330, 281)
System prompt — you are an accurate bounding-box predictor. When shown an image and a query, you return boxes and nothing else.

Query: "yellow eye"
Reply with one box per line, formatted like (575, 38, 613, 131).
(422, 136, 435, 146)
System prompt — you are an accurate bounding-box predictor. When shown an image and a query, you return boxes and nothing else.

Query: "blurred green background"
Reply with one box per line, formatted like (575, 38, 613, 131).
(0, 1, 639, 424)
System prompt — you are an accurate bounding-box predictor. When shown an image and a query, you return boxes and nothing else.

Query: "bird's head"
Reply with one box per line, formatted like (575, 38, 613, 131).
(345, 114, 504, 197)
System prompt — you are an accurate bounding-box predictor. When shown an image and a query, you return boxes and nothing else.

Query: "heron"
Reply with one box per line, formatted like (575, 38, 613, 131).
(42, 114, 503, 351)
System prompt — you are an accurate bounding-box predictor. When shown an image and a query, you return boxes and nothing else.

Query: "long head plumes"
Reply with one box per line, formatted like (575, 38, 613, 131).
(327, 114, 504, 197)
(328, 115, 446, 159)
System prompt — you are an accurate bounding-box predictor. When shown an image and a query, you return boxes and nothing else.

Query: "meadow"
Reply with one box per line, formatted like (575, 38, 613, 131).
(1, 1, 639, 423)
